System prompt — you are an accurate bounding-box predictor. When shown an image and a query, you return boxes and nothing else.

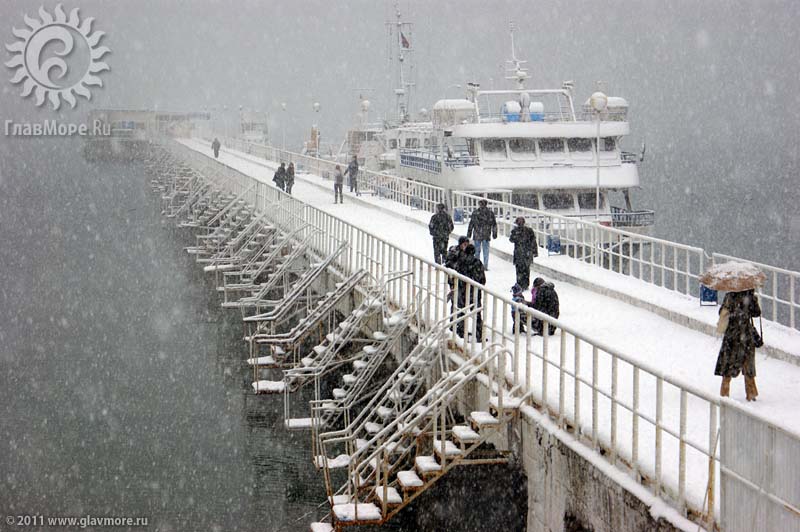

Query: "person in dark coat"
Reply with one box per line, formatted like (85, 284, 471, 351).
(344, 156, 360, 195)
(455, 244, 485, 341)
(466, 199, 497, 270)
(211, 138, 221, 158)
(715, 290, 761, 400)
(528, 277, 559, 336)
(285, 162, 295, 194)
(445, 236, 470, 312)
(428, 203, 454, 264)
(509, 216, 538, 289)
(272, 163, 286, 191)
(333, 165, 344, 203)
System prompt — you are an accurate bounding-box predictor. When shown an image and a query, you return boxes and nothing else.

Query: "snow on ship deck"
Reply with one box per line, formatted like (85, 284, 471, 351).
(178, 137, 800, 513)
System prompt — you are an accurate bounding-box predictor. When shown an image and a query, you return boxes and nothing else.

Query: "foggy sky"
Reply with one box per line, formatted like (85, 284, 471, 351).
(1, 0, 798, 267)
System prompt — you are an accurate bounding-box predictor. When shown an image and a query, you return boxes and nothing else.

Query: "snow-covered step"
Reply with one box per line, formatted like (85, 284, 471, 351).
(328, 494, 351, 505)
(365, 421, 383, 434)
(272, 346, 286, 356)
(314, 454, 351, 469)
(386, 312, 406, 326)
(363, 345, 379, 355)
(246, 355, 275, 366)
(469, 411, 500, 428)
(309, 523, 333, 532)
(373, 486, 402, 505)
(332, 503, 382, 523)
(332, 388, 347, 399)
(372, 331, 388, 341)
(312, 344, 327, 355)
(384, 441, 406, 454)
(356, 438, 369, 450)
(452, 425, 481, 444)
(397, 470, 423, 490)
(414, 455, 442, 476)
(376, 406, 394, 419)
(432, 438, 463, 457)
(301, 356, 316, 367)
(342, 374, 357, 385)
(489, 395, 524, 410)
(352, 360, 368, 371)
(252, 380, 285, 394)
(285, 417, 317, 430)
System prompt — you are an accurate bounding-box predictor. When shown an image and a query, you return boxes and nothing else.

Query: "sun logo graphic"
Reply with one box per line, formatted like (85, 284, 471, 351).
(4, 4, 110, 110)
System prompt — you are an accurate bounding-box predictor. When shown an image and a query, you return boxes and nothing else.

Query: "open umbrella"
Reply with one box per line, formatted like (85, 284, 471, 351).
(699, 261, 766, 292)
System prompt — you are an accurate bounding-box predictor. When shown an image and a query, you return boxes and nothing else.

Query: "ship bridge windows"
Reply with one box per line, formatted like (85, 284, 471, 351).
(515, 193, 539, 210)
(567, 138, 594, 161)
(538, 138, 565, 159)
(601, 137, 616, 151)
(481, 139, 507, 161)
(542, 192, 575, 210)
(578, 191, 605, 209)
(509, 138, 537, 161)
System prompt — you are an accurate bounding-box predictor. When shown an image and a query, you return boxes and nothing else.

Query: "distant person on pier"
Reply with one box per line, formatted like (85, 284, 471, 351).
(428, 203, 454, 264)
(211, 138, 221, 159)
(466, 199, 497, 270)
(528, 277, 559, 336)
(344, 156, 360, 196)
(455, 244, 485, 341)
(272, 163, 286, 191)
(509, 216, 538, 289)
(333, 165, 344, 204)
(285, 162, 295, 194)
(715, 289, 762, 401)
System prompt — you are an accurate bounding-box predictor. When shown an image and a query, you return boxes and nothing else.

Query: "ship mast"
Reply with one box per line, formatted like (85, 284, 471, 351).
(386, 1, 414, 124)
(504, 22, 529, 90)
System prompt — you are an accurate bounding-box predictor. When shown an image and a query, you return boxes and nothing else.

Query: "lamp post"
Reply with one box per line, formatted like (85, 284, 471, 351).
(238, 104, 244, 137)
(281, 102, 287, 151)
(313, 101, 321, 157)
(590, 91, 608, 220)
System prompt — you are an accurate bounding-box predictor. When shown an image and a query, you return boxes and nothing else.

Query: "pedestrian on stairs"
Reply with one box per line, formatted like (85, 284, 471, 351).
(272, 163, 286, 191)
(509, 216, 538, 289)
(428, 203, 454, 264)
(715, 289, 761, 401)
(466, 199, 497, 270)
(455, 244, 485, 341)
(333, 165, 344, 204)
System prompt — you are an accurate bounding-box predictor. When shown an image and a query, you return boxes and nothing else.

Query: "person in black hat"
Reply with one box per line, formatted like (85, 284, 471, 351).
(428, 203, 454, 264)
(528, 277, 559, 336)
(509, 216, 538, 289)
(455, 243, 485, 341)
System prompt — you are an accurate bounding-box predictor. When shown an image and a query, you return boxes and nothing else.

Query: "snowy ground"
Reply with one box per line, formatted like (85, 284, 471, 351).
(179, 137, 800, 517)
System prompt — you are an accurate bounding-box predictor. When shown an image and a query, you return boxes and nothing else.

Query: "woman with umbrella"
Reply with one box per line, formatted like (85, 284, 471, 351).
(700, 262, 765, 401)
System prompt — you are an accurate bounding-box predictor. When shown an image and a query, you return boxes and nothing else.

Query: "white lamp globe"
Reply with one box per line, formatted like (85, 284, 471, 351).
(590, 91, 608, 112)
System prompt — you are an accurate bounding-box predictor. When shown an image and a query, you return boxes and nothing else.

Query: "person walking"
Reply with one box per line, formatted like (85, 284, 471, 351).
(285, 162, 295, 194)
(715, 289, 762, 400)
(344, 156, 360, 196)
(428, 203, 454, 264)
(272, 163, 286, 191)
(528, 277, 559, 336)
(509, 216, 538, 289)
(466, 199, 497, 270)
(455, 244, 486, 341)
(333, 165, 344, 204)
(445, 236, 470, 312)
(211, 138, 221, 159)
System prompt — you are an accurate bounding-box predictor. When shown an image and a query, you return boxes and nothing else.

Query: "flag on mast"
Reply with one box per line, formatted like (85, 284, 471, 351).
(400, 32, 410, 49)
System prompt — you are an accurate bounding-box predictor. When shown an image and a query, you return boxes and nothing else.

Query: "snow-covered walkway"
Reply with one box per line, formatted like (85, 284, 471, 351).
(178, 137, 800, 516)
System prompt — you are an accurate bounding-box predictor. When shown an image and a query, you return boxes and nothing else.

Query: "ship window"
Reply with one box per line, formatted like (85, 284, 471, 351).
(542, 193, 575, 210)
(514, 193, 539, 210)
(481, 139, 506, 160)
(602, 137, 616, 151)
(424, 138, 431, 148)
(567, 138, 592, 152)
(509, 138, 537, 160)
(539, 138, 564, 153)
(578, 192, 604, 209)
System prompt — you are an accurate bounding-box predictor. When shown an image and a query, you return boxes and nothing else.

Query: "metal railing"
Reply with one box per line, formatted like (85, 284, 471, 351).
(399, 150, 442, 173)
(204, 135, 800, 332)
(166, 138, 731, 527)
(453, 190, 705, 297)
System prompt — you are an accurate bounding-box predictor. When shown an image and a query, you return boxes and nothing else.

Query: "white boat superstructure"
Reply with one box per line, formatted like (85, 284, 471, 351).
(394, 26, 653, 229)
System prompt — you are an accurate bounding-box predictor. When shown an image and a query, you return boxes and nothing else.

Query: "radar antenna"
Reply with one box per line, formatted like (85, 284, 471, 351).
(504, 21, 529, 89)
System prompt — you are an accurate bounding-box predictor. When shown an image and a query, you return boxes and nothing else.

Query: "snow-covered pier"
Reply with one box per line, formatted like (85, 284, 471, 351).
(149, 136, 800, 532)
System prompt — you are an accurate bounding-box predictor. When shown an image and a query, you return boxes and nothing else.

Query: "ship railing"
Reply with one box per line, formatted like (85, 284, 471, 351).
(399, 150, 441, 174)
(164, 137, 800, 530)
(452, 190, 704, 298)
(712, 253, 799, 331)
